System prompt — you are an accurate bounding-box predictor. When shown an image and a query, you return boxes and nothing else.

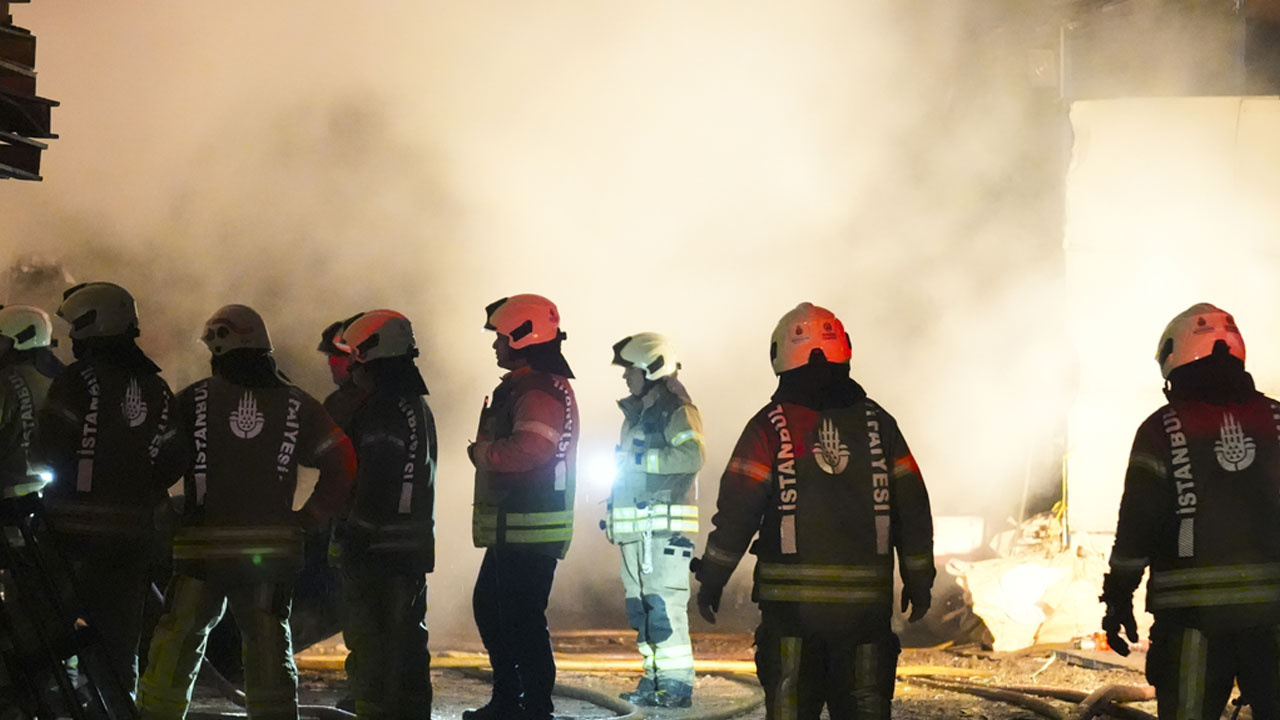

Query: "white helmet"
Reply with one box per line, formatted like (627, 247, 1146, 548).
(1156, 302, 1245, 378)
(770, 302, 852, 374)
(57, 282, 139, 339)
(484, 294, 562, 349)
(341, 309, 417, 363)
(612, 332, 679, 380)
(201, 304, 272, 356)
(0, 304, 54, 351)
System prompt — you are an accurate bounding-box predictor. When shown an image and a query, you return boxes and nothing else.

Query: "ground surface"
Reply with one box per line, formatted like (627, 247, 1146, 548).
(190, 632, 1255, 719)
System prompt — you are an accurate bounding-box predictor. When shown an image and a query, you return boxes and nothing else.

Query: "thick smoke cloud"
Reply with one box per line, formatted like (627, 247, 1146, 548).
(1, 2, 1073, 637)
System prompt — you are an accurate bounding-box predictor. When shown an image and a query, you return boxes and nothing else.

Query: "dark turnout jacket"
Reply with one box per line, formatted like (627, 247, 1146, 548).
(699, 376, 934, 635)
(342, 387, 436, 573)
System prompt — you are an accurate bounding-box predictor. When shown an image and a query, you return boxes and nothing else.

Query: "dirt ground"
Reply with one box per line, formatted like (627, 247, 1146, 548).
(182, 632, 1208, 719)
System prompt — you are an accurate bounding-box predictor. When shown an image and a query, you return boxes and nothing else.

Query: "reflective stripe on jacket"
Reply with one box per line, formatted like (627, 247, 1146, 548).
(607, 377, 704, 544)
(343, 389, 436, 572)
(701, 397, 934, 618)
(1107, 394, 1280, 629)
(472, 367, 578, 559)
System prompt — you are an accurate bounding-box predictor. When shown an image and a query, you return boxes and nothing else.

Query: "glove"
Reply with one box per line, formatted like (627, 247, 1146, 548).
(900, 586, 931, 623)
(1101, 600, 1139, 657)
(696, 582, 722, 625)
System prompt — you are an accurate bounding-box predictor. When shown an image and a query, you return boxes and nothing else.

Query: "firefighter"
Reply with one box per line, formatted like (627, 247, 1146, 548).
(137, 304, 356, 720)
(34, 283, 183, 696)
(319, 314, 367, 431)
(466, 294, 578, 720)
(693, 302, 934, 720)
(606, 332, 705, 708)
(0, 304, 62, 498)
(1102, 303, 1280, 719)
(336, 310, 435, 718)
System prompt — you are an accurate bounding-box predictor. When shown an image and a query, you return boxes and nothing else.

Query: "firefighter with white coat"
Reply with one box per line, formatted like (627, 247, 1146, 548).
(0, 304, 62, 498)
(606, 332, 705, 708)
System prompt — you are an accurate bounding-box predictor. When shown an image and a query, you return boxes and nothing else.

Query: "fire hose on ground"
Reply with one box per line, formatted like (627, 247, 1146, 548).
(908, 675, 1158, 720)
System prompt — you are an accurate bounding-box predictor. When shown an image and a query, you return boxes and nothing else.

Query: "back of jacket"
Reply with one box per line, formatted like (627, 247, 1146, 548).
(173, 375, 349, 580)
(1109, 393, 1280, 629)
(0, 362, 56, 497)
(607, 377, 705, 543)
(38, 359, 179, 541)
(344, 389, 436, 573)
(701, 397, 934, 635)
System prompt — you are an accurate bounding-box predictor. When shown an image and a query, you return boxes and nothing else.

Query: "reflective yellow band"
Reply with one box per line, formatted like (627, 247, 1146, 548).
(1109, 555, 1150, 571)
(503, 527, 574, 543)
(173, 546, 300, 559)
(704, 543, 744, 567)
(3, 481, 44, 498)
(758, 585, 892, 604)
(654, 644, 695, 670)
(670, 430, 703, 447)
(727, 457, 770, 482)
(609, 504, 699, 536)
(902, 555, 933, 572)
(758, 563, 891, 583)
(1149, 563, 1280, 590)
(173, 526, 303, 559)
(1129, 453, 1167, 479)
(1148, 584, 1280, 610)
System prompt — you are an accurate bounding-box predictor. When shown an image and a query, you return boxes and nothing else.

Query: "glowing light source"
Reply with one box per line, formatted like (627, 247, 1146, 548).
(584, 450, 617, 492)
(36, 470, 53, 485)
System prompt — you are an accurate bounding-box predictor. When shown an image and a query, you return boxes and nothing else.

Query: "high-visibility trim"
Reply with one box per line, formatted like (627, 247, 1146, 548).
(891, 454, 918, 479)
(1148, 585, 1280, 609)
(360, 432, 405, 449)
(1128, 452, 1167, 479)
(654, 644, 695, 670)
(172, 526, 303, 560)
(758, 563, 890, 583)
(473, 509, 573, 545)
(902, 554, 933, 572)
(758, 585, 892, 604)
(777, 636, 801, 720)
(726, 457, 770, 483)
(670, 430, 703, 447)
(44, 499, 152, 535)
(1148, 563, 1280, 589)
(313, 429, 343, 457)
(44, 400, 81, 427)
(514, 420, 561, 445)
(1177, 628, 1207, 720)
(645, 450, 661, 474)
(703, 542, 744, 567)
(3, 480, 45, 498)
(608, 503, 699, 537)
(1109, 555, 1150, 571)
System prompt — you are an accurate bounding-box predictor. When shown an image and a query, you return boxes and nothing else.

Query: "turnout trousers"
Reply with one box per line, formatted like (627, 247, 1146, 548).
(138, 574, 298, 720)
(64, 542, 152, 695)
(619, 534, 695, 698)
(342, 564, 431, 719)
(472, 547, 558, 717)
(1146, 621, 1280, 720)
(754, 613, 900, 720)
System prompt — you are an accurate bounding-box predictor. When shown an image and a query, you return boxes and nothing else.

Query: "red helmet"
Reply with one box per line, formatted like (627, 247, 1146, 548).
(484, 294, 562, 350)
(769, 302, 852, 374)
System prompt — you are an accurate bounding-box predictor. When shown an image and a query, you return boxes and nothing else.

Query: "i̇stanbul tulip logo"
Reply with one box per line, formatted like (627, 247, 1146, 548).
(230, 391, 266, 440)
(122, 377, 148, 428)
(1214, 412, 1255, 472)
(813, 418, 850, 475)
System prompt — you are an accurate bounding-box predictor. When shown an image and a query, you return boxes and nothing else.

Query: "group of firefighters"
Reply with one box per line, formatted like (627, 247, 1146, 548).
(0, 283, 1275, 720)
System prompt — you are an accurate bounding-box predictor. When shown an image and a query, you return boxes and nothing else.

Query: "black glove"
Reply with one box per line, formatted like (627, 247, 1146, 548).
(901, 585, 931, 623)
(1101, 599, 1139, 656)
(696, 583, 722, 625)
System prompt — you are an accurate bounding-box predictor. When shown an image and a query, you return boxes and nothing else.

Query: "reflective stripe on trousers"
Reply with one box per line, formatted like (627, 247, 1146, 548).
(138, 575, 297, 720)
(620, 537, 694, 692)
